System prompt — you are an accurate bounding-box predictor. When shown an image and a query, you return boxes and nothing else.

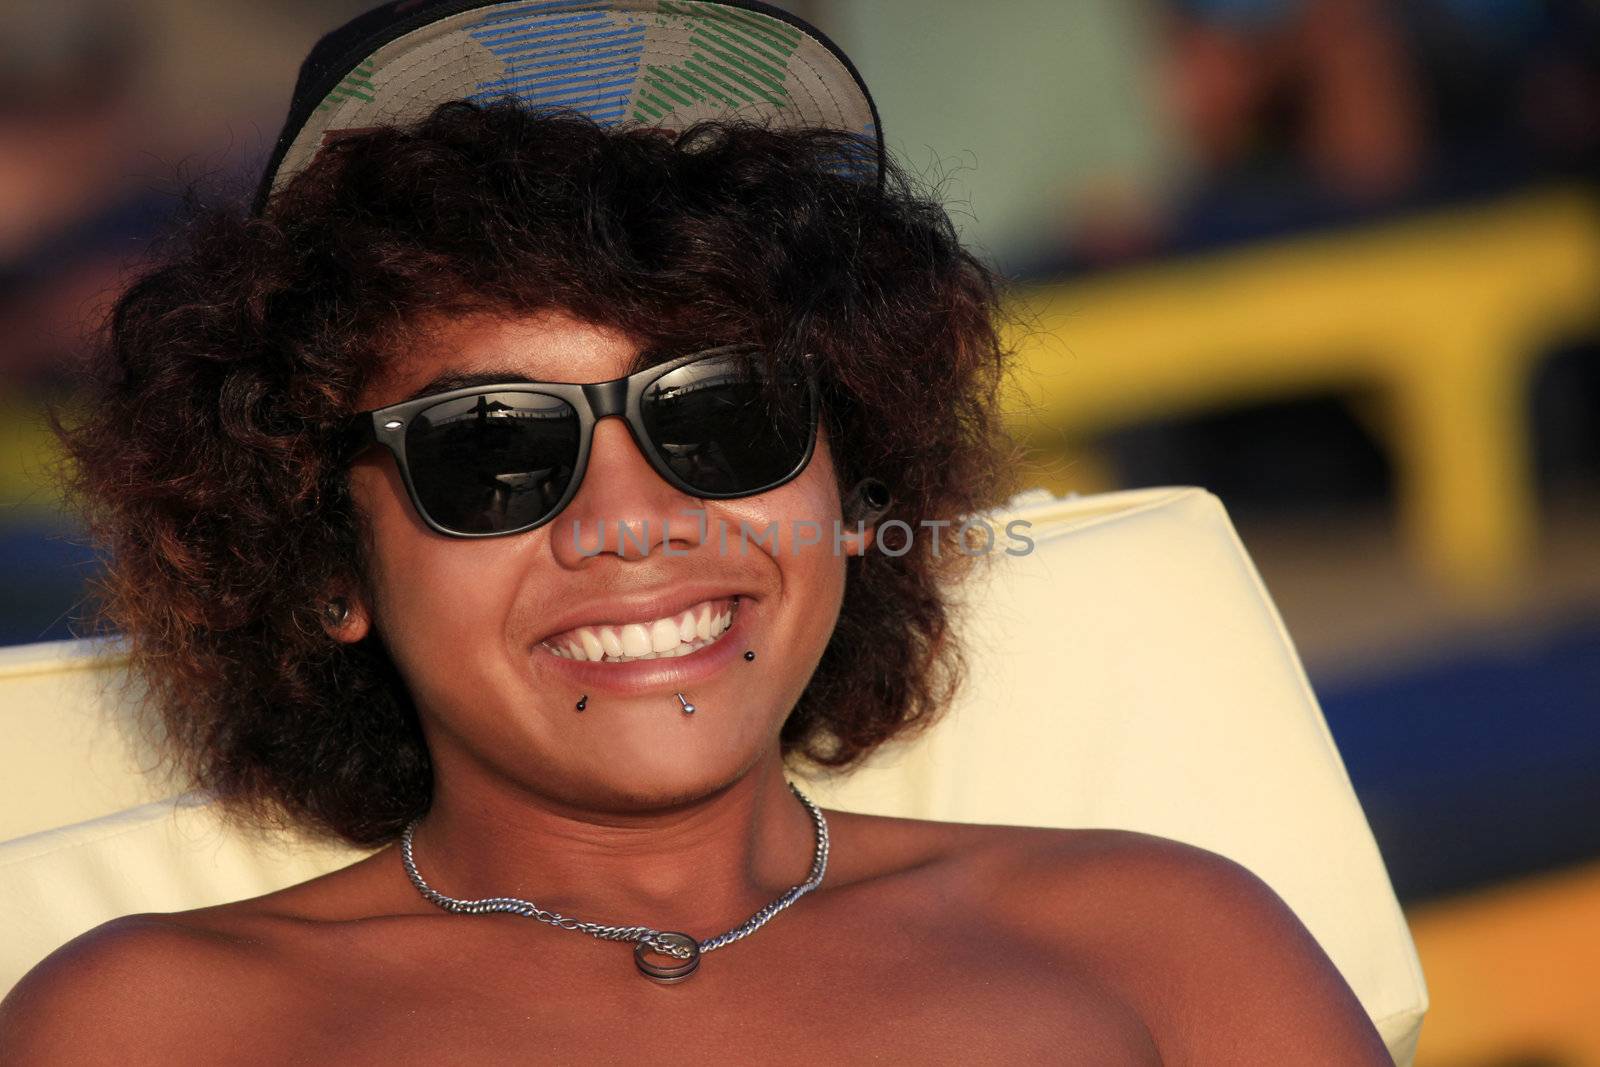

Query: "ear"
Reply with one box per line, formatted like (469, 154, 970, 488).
(836, 477, 892, 557)
(836, 520, 877, 558)
(318, 588, 374, 644)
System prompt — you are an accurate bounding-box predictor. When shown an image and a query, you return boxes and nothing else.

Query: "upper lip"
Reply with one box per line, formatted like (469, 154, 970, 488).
(531, 584, 750, 646)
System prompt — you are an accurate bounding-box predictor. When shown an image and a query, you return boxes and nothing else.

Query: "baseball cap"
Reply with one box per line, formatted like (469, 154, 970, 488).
(253, 0, 886, 215)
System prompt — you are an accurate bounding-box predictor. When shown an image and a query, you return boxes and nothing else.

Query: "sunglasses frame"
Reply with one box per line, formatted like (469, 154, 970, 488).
(343, 344, 822, 539)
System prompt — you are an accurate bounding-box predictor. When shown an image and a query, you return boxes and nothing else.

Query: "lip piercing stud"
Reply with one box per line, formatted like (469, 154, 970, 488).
(675, 692, 696, 715)
(576, 695, 587, 712)
(743, 650, 755, 661)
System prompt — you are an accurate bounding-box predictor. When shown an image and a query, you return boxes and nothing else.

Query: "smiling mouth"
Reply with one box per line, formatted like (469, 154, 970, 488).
(540, 596, 741, 663)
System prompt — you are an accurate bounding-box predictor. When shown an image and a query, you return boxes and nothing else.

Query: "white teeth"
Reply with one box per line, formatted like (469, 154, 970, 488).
(649, 618, 679, 653)
(544, 597, 740, 663)
(620, 624, 652, 657)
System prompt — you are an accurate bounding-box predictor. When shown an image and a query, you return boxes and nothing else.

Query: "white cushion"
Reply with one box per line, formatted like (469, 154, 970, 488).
(0, 637, 175, 841)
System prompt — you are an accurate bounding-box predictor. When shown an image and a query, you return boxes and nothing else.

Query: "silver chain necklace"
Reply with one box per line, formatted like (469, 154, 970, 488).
(400, 779, 830, 983)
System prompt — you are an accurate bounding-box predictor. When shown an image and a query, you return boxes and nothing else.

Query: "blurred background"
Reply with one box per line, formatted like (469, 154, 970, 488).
(0, 1, 1595, 1062)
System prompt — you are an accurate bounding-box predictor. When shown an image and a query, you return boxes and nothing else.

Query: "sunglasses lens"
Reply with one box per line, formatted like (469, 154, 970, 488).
(641, 351, 816, 496)
(406, 392, 580, 534)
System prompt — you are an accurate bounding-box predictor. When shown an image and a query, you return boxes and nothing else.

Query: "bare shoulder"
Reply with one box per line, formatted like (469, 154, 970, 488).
(948, 822, 1394, 1065)
(0, 910, 271, 1065)
(828, 808, 1198, 881)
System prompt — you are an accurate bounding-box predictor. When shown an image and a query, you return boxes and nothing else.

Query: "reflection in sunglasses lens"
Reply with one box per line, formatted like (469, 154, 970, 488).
(642, 353, 814, 495)
(408, 392, 580, 534)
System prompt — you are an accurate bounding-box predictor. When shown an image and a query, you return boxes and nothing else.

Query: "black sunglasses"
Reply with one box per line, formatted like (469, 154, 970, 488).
(343, 344, 821, 538)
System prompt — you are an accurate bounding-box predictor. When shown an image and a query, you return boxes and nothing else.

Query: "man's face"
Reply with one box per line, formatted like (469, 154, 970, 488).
(342, 308, 855, 810)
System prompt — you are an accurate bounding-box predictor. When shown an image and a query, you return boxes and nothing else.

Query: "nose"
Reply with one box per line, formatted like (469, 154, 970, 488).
(550, 416, 703, 564)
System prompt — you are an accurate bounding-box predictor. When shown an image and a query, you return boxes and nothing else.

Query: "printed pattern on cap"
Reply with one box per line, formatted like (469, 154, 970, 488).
(272, 0, 878, 199)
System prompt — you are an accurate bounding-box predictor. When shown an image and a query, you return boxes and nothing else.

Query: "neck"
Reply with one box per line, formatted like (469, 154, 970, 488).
(398, 749, 822, 938)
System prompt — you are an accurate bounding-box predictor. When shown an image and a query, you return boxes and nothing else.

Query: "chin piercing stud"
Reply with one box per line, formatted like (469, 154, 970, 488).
(675, 692, 696, 715)
(576, 695, 587, 712)
(743, 650, 755, 661)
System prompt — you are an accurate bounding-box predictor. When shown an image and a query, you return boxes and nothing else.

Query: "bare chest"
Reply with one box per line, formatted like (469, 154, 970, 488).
(218, 911, 1161, 1065)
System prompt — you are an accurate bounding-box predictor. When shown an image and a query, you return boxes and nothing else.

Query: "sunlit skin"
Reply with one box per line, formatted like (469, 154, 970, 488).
(0, 308, 1396, 1066)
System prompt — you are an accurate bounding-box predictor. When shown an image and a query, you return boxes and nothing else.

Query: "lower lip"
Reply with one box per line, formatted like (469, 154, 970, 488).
(531, 600, 754, 696)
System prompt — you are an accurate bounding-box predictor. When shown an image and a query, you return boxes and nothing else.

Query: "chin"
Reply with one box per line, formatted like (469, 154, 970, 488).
(560, 734, 769, 811)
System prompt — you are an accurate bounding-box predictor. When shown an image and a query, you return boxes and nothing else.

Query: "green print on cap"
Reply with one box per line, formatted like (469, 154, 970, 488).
(634, 2, 800, 122)
(316, 57, 378, 112)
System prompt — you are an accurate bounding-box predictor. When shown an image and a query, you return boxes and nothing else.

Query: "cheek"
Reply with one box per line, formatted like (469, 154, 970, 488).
(775, 430, 846, 579)
(710, 438, 848, 693)
(349, 458, 524, 679)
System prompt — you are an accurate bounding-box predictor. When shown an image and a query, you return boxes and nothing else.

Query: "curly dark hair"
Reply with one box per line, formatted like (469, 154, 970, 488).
(49, 100, 1023, 849)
